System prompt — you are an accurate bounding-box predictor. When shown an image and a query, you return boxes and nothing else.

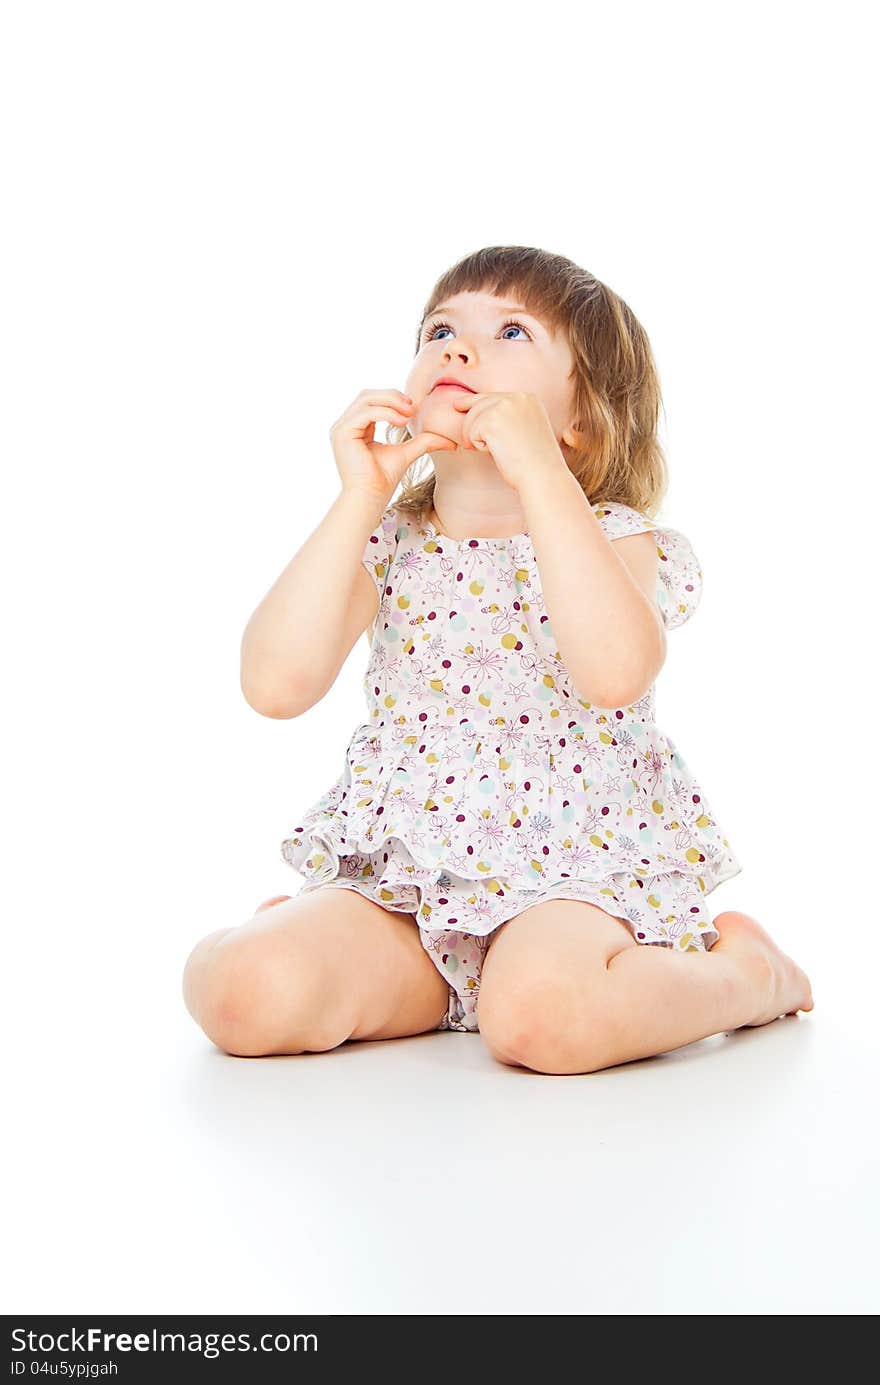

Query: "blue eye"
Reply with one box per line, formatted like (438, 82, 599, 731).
(424, 320, 453, 341)
(423, 317, 532, 343)
(500, 319, 530, 340)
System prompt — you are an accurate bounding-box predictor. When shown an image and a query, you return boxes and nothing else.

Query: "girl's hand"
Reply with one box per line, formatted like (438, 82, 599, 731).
(450, 390, 569, 493)
(331, 388, 456, 502)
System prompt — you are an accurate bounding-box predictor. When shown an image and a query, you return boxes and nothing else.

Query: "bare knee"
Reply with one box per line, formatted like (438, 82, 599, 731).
(478, 977, 610, 1074)
(182, 927, 235, 1029)
(182, 924, 346, 1057)
(478, 982, 560, 1069)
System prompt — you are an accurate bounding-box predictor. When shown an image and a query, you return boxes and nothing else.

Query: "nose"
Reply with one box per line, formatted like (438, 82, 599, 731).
(442, 340, 473, 367)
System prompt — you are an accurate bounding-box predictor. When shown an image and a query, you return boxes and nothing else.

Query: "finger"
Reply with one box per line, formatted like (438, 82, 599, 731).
(344, 392, 417, 423)
(356, 388, 416, 408)
(412, 432, 457, 451)
(347, 404, 412, 429)
(397, 434, 454, 468)
(460, 411, 480, 450)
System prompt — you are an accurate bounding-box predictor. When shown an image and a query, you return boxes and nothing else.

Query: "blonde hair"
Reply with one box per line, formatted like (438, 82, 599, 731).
(387, 245, 670, 525)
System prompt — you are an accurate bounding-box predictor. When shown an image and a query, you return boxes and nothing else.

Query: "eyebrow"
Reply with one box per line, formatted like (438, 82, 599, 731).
(424, 303, 540, 323)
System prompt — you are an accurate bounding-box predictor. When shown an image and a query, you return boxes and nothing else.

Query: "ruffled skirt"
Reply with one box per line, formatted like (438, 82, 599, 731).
(280, 719, 743, 1033)
(282, 831, 741, 1034)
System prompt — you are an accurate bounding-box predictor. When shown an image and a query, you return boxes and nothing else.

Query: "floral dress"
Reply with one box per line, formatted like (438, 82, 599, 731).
(280, 501, 742, 1033)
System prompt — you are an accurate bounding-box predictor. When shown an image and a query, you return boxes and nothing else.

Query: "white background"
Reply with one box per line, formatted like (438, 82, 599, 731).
(3, 0, 877, 1315)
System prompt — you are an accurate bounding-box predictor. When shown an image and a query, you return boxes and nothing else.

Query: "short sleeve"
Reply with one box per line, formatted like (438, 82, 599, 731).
(592, 500, 703, 630)
(360, 506, 400, 599)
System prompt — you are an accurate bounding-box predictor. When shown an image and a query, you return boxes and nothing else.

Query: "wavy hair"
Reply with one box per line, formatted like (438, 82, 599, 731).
(386, 245, 670, 525)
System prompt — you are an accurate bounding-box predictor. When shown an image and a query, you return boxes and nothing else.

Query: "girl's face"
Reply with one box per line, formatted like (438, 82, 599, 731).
(404, 289, 579, 454)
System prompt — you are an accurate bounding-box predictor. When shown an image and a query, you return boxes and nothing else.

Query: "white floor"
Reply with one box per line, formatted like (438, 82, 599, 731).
(6, 942, 878, 1315)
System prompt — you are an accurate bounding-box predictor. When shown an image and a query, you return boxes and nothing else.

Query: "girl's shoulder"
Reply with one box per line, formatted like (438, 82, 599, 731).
(360, 503, 414, 597)
(591, 499, 658, 538)
(591, 500, 703, 630)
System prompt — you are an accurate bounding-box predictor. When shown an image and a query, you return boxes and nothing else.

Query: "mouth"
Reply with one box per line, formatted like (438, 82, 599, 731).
(431, 382, 476, 394)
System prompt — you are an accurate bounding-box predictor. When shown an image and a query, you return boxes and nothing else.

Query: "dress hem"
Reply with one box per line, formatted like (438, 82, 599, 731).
(281, 822, 742, 954)
(283, 818, 739, 892)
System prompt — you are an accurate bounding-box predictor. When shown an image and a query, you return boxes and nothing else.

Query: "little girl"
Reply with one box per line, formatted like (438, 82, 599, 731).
(183, 245, 814, 1075)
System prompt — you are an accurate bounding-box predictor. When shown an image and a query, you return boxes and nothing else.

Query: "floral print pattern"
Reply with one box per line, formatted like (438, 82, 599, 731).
(280, 500, 742, 1033)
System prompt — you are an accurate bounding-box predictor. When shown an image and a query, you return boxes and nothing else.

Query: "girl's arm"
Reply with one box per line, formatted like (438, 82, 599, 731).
(240, 487, 384, 718)
(522, 467, 666, 708)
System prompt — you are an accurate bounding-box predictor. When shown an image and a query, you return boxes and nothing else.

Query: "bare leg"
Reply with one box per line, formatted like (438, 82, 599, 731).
(479, 904, 814, 1075)
(182, 890, 450, 1055)
(589, 911, 814, 1071)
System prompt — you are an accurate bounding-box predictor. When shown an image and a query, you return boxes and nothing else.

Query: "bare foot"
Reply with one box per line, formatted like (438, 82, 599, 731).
(711, 911, 814, 1027)
(254, 895, 292, 914)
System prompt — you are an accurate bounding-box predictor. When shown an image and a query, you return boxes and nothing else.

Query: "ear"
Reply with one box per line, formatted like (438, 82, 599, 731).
(561, 424, 588, 450)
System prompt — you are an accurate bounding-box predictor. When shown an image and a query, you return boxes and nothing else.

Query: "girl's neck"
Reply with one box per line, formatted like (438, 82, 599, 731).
(424, 499, 528, 542)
